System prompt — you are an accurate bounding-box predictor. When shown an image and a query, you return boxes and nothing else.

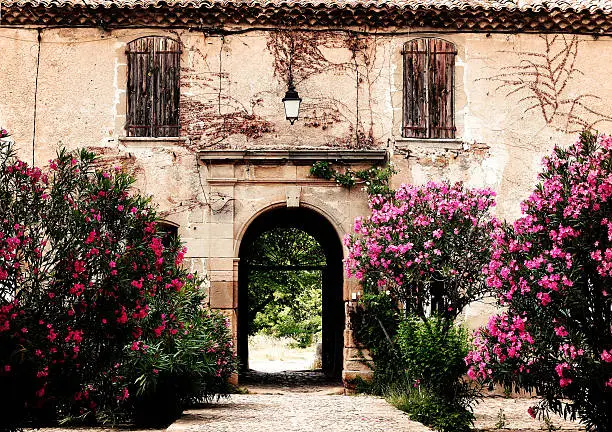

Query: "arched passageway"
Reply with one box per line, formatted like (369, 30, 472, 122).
(237, 206, 344, 378)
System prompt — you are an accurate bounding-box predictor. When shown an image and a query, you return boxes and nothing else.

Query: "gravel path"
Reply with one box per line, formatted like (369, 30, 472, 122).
(167, 392, 432, 432)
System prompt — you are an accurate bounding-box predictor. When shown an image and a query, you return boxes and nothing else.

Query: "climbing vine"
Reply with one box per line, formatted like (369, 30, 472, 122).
(266, 31, 382, 148)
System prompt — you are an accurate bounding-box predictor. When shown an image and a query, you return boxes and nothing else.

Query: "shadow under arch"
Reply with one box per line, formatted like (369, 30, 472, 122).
(237, 205, 345, 379)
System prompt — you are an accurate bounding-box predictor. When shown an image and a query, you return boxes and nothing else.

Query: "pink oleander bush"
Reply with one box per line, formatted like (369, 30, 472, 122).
(0, 139, 236, 429)
(345, 181, 499, 320)
(466, 132, 612, 431)
(345, 181, 499, 431)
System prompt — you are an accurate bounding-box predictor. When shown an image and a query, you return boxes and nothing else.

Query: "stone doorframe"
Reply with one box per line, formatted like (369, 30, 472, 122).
(197, 149, 387, 385)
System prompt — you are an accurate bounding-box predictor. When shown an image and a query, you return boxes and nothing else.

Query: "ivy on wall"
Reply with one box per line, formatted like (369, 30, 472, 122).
(310, 161, 395, 195)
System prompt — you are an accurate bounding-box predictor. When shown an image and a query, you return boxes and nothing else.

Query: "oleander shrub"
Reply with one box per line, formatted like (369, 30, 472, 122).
(0, 138, 235, 430)
(346, 181, 498, 431)
(466, 132, 612, 431)
(345, 181, 499, 321)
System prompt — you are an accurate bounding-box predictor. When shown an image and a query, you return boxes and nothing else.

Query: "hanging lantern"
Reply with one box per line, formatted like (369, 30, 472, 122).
(282, 82, 302, 125)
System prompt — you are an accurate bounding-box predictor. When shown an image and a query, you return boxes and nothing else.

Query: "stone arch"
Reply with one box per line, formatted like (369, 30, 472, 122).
(236, 204, 345, 378)
(234, 199, 348, 258)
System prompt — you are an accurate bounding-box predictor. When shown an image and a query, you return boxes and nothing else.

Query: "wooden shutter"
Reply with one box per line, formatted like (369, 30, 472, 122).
(402, 39, 427, 138)
(402, 38, 456, 139)
(126, 37, 181, 137)
(428, 39, 456, 139)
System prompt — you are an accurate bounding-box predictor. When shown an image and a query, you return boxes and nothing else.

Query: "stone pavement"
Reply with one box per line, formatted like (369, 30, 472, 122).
(473, 396, 585, 431)
(168, 393, 588, 432)
(168, 370, 430, 432)
(167, 392, 432, 432)
(35, 371, 585, 432)
(165, 371, 586, 432)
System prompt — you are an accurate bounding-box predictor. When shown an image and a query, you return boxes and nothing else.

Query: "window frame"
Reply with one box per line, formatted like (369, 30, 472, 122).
(402, 37, 457, 140)
(126, 36, 182, 138)
(157, 220, 179, 248)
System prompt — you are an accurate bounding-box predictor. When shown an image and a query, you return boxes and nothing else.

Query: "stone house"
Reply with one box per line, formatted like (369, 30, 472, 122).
(1, 0, 611, 383)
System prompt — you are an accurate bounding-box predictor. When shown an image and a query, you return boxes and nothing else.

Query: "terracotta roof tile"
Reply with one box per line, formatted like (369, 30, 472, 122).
(3, 0, 611, 32)
(5, 0, 612, 13)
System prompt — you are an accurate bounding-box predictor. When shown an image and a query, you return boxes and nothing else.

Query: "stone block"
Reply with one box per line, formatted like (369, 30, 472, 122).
(344, 329, 356, 348)
(182, 237, 208, 258)
(209, 269, 233, 282)
(342, 370, 373, 391)
(187, 222, 209, 238)
(209, 281, 236, 309)
(295, 165, 312, 179)
(208, 223, 234, 239)
(343, 279, 362, 301)
(210, 207, 235, 224)
(208, 257, 235, 271)
(210, 238, 235, 258)
(344, 347, 371, 362)
(235, 184, 285, 204)
(342, 370, 373, 382)
(253, 164, 296, 179)
(286, 185, 301, 207)
(343, 359, 373, 373)
(209, 164, 235, 179)
(187, 207, 205, 224)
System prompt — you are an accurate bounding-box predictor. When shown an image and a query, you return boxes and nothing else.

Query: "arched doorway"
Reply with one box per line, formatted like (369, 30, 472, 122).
(237, 206, 344, 378)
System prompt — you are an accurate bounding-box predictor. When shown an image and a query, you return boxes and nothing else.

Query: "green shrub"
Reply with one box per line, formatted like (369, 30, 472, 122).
(266, 309, 321, 348)
(397, 316, 470, 394)
(393, 315, 479, 432)
(389, 389, 475, 432)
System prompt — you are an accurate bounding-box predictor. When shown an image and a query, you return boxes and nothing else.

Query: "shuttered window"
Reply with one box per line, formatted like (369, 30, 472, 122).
(402, 38, 456, 139)
(126, 36, 181, 137)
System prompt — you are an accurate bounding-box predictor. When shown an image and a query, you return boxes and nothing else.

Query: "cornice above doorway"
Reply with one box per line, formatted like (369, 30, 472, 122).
(197, 149, 388, 166)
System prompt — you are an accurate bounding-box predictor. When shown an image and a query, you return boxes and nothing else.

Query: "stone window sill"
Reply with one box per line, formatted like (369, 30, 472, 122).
(119, 136, 189, 147)
(394, 138, 466, 151)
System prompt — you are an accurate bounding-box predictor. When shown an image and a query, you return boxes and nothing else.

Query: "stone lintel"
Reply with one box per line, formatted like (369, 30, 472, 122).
(198, 149, 388, 165)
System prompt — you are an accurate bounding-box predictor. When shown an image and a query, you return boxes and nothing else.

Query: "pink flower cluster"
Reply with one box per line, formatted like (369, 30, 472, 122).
(345, 181, 499, 317)
(466, 313, 534, 380)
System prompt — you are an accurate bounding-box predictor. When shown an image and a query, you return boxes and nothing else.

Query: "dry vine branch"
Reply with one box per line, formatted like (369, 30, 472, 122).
(180, 37, 273, 147)
(483, 35, 612, 133)
(266, 30, 382, 147)
(266, 30, 353, 85)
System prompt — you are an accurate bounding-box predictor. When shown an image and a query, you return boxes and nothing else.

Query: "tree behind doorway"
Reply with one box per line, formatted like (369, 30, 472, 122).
(246, 227, 326, 348)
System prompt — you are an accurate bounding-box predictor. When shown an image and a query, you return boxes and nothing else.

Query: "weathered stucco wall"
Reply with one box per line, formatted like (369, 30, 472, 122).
(2, 28, 611, 219)
(1, 25, 612, 378)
